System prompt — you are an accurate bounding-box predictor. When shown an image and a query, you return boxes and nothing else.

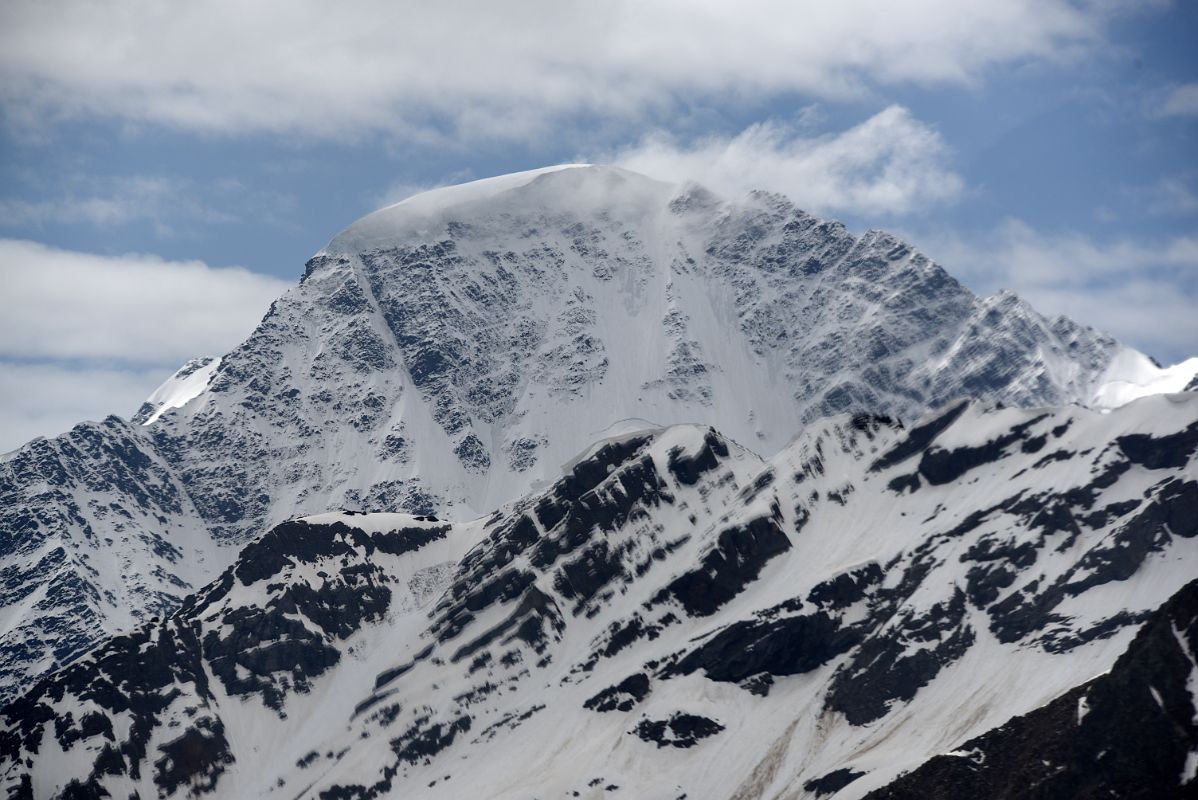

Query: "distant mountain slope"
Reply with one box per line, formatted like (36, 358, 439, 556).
(1, 164, 1192, 706)
(130, 165, 1159, 535)
(3, 393, 1195, 799)
(0, 416, 218, 699)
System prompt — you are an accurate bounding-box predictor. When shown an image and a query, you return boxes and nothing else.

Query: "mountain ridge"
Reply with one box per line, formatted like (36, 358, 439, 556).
(3, 393, 1195, 798)
(0, 163, 1193, 711)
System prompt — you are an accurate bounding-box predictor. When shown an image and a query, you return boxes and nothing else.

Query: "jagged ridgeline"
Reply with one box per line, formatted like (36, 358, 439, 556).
(3, 395, 1196, 798)
(3, 166, 1197, 800)
(4, 165, 1191, 708)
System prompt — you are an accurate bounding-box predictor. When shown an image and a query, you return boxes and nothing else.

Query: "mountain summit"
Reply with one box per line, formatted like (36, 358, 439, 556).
(0, 165, 1192, 707)
(152, 164, 1154, 525)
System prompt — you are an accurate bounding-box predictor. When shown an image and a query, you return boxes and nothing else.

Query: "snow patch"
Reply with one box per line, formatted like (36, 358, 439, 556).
(1091, 348, 1198, 409)
(141, 357, 221, 425)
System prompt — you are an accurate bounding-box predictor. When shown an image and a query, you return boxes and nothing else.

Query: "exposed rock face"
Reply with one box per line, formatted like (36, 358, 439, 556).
(0, 166, 1152, 704)
(3, 394, 1195, 799)
(864, 578, 1198, 800)
(0, 416, 216, 700)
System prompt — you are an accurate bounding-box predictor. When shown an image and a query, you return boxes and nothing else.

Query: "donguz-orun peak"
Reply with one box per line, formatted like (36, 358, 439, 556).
(2, 165, 1196, 799)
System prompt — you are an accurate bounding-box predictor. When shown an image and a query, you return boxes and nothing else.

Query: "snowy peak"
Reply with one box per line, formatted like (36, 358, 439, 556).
(148, 165, 1180, 546)
(1091, 347, 1198, 408)
(326, 164, 615, 253)
(134, 356, 221, 425)
(1, 163, 1194, 719)
(201, 164, 1138, 527)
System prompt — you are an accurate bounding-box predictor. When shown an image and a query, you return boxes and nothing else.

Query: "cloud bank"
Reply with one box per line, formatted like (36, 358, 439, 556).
(0, 0, 1101, 140)
(0, 240, 290, 362)
(613, 106, 963, 217)
(0, 362, 168, 456)
(0, 240, 290, 450)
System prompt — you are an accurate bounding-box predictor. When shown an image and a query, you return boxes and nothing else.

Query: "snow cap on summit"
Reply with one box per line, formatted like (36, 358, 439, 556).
(327, 164, 603, 252)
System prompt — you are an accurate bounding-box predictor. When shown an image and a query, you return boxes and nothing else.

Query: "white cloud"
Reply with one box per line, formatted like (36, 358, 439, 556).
(0, 1, 1104, 140)
(1159, 83, 1198, 117)
(916, 220, 1198, 364)
(0, 239, 291, 449)
(0, 239, 291, 363)
(612, 106, 964, 216)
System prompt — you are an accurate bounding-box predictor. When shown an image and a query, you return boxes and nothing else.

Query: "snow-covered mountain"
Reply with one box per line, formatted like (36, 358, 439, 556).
(3, 393, 1195, 798)
(0, 416, 222, 698)
(0, 164, 1193, 710)
(147, 164, 1147, 537)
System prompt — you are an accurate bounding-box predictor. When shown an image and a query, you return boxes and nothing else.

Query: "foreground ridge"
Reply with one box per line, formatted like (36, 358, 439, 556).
(3, 394, 1196, 798)
(865, 577, 1198, 800)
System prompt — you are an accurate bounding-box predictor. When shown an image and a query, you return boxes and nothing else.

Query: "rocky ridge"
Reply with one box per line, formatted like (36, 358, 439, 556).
(3, 165, 1178, 704)
(3, 393, 1195, 798)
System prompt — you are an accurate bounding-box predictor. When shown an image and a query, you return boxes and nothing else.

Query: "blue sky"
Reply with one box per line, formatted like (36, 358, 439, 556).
(0, 0, 1195, 450)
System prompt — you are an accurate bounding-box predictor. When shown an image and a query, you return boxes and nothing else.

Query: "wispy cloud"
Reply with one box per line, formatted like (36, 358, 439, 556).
(375, 169, 476, 210)
(916, 220, 1198, 364)
(1146, 178, 1198, 216)
(612, 106, 963, 217)
(0, 173, 299, 237)
(1157, 83, 1198, 117)
(0, 1, 1105, 141)
(0, 175, 234, 233)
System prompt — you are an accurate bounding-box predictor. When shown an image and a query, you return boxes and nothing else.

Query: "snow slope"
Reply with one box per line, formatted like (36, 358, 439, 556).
(0, 164, 1192, 709)
(4, 393, 1195, 799)
(1091, 347, 1198, 409)
(867, 577, 1198, 799)
(134, 356, 222, 425)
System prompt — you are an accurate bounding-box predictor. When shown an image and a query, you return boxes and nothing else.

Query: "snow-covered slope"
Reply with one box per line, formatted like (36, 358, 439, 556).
(133, 356, 222, 426)
(1091, 347, 1198, 409)
(0, 416, 219, 700)
(866, 576, 1198, 799)
(145, 165, 1133, 537)
(0, 164, 1191, 708)
(4, 394, 1195, 798)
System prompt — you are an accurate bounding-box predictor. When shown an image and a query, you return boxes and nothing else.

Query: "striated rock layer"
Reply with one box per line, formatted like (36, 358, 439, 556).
(0, 165, 1191, 705)
(3, 393, 1196, 798)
